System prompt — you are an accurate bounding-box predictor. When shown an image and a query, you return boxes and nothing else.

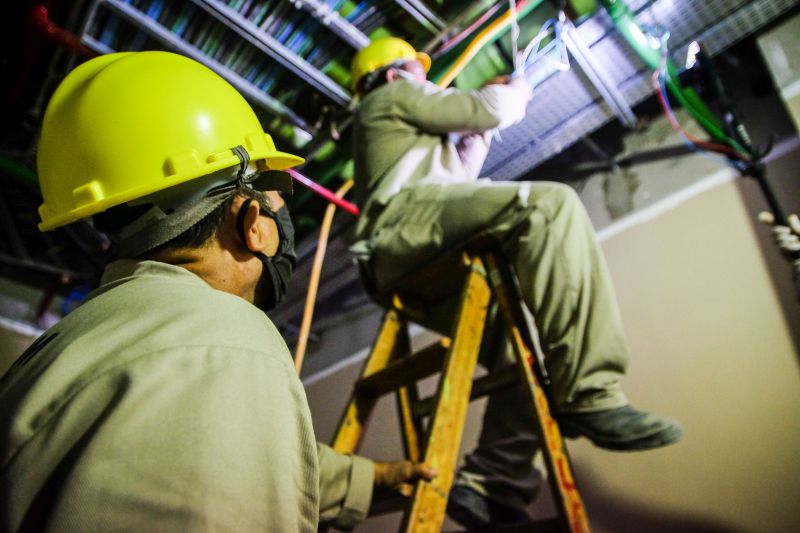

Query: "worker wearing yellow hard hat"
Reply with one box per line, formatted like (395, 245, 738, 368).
(36, 51, 304, 232)
(1, 51, 433, 532)
(348, 34, 683, 529)
(350, 36, 431, 93)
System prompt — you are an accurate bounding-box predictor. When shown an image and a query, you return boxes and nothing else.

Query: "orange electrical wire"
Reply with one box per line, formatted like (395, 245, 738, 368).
(294, 179, 355, 375)
(437, 0, 533, 88)
(651, 70, 749, 162)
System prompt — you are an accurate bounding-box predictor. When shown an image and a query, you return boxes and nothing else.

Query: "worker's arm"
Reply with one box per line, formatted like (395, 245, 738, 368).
(317, 443, 374, 529)
(391, 77, 532, 134)
(318, 445, 437, 530)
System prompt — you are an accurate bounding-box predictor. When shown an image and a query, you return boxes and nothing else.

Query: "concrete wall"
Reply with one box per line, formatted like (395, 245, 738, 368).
(305, 149, 800, 532)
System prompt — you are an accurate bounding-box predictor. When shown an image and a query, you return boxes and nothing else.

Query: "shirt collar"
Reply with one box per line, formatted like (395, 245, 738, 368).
(87, 260, 210, 303)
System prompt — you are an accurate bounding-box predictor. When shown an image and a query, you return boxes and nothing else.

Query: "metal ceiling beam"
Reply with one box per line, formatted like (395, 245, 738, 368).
(562, 20, 638, 128)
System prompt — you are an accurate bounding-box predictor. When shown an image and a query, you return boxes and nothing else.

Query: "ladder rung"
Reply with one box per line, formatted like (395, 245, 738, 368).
(355, 339, 450, 398)
(412, 363, 520, 419)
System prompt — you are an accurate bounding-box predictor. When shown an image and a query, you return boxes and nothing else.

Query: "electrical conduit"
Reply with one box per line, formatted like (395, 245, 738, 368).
(597, 0, 746, 153)
(436, 0, 546, 87)
(293, 179, 355, 374)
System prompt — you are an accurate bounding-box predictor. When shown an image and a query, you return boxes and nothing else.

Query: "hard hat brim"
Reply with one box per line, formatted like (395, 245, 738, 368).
(249, 170, 294, 195)
(416, 52, 431, 73)
(38, 149, 304, 231)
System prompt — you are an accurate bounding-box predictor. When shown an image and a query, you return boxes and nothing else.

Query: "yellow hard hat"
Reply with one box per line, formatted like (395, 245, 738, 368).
(37, 51, 304, 231)
(351, 37, 431, 92)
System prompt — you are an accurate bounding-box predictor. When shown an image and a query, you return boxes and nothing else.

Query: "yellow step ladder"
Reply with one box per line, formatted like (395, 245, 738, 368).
(330, 240, 590, 532)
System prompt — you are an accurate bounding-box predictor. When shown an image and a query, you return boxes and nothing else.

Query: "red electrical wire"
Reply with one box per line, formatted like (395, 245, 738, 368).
(29, 5, 97, 58)
(651, 70, 749, 162)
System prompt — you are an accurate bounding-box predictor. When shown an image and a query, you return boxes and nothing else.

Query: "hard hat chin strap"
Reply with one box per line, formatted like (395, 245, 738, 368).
(231, 145, 250, 185)
(107, 146, 259, 260)
(235, 196, 296, 311)
(360, 60, 408, 95)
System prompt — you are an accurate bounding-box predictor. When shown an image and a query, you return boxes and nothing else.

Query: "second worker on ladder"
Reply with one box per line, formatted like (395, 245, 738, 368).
(349, 37, 683, 529)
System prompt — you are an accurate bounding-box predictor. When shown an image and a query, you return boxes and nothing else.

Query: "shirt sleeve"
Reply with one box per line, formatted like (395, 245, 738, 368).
(317, 443, 375, 530)
(391, 78, 532, 134)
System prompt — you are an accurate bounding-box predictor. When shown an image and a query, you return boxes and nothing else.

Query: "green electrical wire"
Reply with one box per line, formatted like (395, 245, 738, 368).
(0, 154, 39, 190)
(598, 0, 747, 155)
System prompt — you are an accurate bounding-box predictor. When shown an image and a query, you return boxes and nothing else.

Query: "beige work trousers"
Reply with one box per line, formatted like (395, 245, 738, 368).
(364, 180, 631, 508)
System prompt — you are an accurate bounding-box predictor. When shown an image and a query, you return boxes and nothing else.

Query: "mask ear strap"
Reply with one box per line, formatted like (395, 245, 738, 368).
(237, 197, 275, 263)
(236, 197, 254, 250)
(231, 145, 250, 185)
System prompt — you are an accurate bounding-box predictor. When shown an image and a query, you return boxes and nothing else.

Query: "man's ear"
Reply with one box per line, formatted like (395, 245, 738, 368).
(240, 199, 269, 253)
(386, 67, 400, 83)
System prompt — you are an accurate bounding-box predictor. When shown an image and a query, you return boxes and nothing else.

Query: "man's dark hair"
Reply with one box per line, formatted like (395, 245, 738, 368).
(93, 186, 267, 258)
(358, 64, 397, 95)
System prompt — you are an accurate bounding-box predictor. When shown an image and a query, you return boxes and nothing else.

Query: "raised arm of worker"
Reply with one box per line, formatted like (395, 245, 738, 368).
(389, 76, 533, 134)
(352, 76, 533, 213)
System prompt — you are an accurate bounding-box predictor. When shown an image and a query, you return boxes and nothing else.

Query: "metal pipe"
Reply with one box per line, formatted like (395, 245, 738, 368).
(596, 0, 740, 150)
(394, 0, 447, 33)
(291, 0, 370, 49)
(562, 21, 637, 128)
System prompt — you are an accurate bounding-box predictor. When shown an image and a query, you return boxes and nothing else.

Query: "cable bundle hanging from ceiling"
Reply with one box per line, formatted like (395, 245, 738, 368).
(647, 27, 750, 172)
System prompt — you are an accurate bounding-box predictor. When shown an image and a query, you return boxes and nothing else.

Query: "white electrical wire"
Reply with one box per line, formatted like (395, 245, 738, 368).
(508, 0, 521, 73)
(517, 17, 568, 80)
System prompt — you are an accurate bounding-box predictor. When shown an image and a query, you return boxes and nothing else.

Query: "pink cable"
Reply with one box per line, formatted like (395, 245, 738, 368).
(286, 169, 360, 216)
(436, 4, 502, 55)
(30, 5, 96, 58)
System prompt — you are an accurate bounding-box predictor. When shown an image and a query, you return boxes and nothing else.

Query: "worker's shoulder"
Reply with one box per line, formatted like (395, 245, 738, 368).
(83, 264, 283, 355)
(359, 79, 438, 112)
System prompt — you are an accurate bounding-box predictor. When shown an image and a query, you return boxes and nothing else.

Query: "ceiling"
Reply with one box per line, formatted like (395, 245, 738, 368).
(0, 0, 797, 326)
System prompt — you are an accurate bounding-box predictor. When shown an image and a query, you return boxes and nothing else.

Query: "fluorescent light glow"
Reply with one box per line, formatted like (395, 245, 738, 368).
(686, 41, 701, 69)
(628, 22, 648, 47)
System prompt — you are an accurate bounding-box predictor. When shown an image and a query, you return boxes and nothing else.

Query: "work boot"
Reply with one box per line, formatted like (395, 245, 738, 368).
(558, 405, 682, 451)
(446, 485, 531, 530)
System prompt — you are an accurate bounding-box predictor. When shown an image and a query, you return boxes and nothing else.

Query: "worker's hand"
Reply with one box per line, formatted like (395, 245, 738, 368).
(484, 74, 512, 86)
(373, 460, 437, 489)
(510, 75, 534, 103)
(483, 74, 533, 103)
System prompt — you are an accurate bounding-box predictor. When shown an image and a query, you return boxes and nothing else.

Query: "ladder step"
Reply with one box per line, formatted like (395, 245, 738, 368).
(412, 364, 520, 419)
(355, 339, 450, 398)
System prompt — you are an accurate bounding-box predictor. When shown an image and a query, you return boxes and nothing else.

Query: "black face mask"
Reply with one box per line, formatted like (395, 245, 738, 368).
(236, 198, 296, 311)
